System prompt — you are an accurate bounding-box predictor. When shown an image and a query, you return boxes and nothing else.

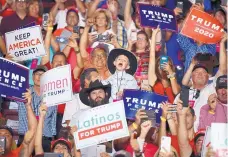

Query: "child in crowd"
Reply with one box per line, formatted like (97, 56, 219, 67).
(102, 48, 139, 101)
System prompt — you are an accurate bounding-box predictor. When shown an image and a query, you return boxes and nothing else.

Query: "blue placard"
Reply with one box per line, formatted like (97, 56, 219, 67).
(0, 58, 29, 102)
(123, 89, 168, 124)
(137, 4, 177, 32)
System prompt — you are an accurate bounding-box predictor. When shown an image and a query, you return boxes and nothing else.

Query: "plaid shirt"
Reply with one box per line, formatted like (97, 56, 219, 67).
(114, 18, 128, 48)
(17, 86, 57, 137)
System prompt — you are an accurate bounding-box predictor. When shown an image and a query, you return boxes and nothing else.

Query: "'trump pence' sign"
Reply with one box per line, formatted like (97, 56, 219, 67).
(40, 65, 73, 106)
(5, 25, 46, 61)
(0, 58, 29, 102)
(138, 4, 177, 32)
(70, 101, 129, 149)
(123, 90, 168, 124)
(181, 8, 224, 44)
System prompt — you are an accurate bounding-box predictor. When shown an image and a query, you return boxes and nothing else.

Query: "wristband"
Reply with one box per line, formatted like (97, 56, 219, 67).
(132, 122, 138, 130)
(47, 27, 53, 30)
(208, 110, 215, 114)
(170, 77, 176, 80)
(160, 116, 167, 122)
(167, 72, 176, 79)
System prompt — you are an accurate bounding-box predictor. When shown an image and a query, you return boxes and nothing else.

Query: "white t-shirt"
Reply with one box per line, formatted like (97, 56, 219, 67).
(55, 9, 85, 29)
(62, 93, 90, 126)
(174, 77, 217, 131)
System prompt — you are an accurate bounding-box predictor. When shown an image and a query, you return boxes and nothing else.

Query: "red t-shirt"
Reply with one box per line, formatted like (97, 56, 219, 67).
(153, 81, 175, 103)
(170, 135, 195, 156)
(44, 62, 80, 114)
(2, 146, 22, 157)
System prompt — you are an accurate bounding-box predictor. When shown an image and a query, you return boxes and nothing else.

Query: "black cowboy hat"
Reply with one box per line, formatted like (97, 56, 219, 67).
(107, 48, 138, 75)
(79, 80, 111, 106)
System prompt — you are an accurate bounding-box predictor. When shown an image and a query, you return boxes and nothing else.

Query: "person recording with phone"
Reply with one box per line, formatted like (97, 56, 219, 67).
(148, 27, 181, 103)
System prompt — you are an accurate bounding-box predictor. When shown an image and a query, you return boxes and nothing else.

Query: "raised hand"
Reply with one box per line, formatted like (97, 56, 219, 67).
(135, 109, 148, 125)
(22, 89, 32, 105)
(39, 103, 47, 117)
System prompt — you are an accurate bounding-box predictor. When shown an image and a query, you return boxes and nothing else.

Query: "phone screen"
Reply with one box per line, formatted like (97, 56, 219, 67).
(131, 30, 137, 41)
(160, 56, 169, 69)
(161, 136, 171, 153)
(0, 137, 6, 155)
(180, 86, 190, 108)
(42, 13, 49, 27)
(96, 145, 106, 157)
(177, 2, 183, 10)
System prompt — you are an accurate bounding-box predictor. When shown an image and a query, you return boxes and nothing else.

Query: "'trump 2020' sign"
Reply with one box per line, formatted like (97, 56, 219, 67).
(5, 25, 46, 62)
(70, 101, 129, 149)
(40, 65, 73, 106)
(181, 8, 224, 44)
(138, 4, 177, 32)
(0, 58, 29, 102)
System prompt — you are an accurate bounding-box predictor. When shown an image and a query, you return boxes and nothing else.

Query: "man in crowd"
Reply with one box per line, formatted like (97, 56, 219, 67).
(0, 0, 37, 56)
(176, 34, 227, 131)
(198, 75, 227, 130)
(17, 66, 57, 152)
(0, 90, 37, 157)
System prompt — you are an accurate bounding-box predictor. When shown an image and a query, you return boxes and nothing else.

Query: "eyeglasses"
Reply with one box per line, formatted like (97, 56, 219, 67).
(137, 37, 147, 41)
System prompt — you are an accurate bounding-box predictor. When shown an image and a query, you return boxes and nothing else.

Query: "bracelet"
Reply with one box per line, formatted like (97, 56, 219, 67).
(47, 27, 53, 30)
(170, 77, 176, 80)
(167, 72, 176, 79)
(208, 110, 215, 114)
(132, 122, 138, 130)
(160, 116, 167, 122)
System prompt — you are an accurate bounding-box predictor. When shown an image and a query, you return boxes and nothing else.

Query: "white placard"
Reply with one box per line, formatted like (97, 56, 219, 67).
(6, 119, 19, 130)
(201, 127, 211, 157)
(211, 123, 228, 157)
(40, 65, 73, 106)
(9, 102, 19, 110)
(5, 25, 46, 61)
(70, 101, 129, 149)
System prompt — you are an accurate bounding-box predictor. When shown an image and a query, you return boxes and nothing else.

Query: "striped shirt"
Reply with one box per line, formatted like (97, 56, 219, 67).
(114, 18, 128, 48)
(18, 86, 57, 137)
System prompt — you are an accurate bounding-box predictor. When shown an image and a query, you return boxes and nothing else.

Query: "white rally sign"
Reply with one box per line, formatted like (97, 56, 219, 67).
(5, 25, 46, 62)
(70, 101, 129, 149)
(40, 65, 73, 106)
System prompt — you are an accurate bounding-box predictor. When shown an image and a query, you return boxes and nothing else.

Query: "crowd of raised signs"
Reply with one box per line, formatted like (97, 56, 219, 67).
(0, 0, 227, 157)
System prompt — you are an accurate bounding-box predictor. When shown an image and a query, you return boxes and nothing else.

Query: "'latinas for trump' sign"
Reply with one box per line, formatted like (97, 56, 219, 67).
(40, 65, 73, 106)
(0, 58, 29, 102)
(5, 25, 46, 62)
(181, 8, 224, 44)
(137, 3, 177, 32)
(70, 101, 129, 149)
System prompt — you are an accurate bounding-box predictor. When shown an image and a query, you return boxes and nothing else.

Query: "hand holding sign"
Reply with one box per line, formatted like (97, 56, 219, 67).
(39, 103, 47, 117)
(135, 109, 148, 125)
(22, 89, 32, 105)
(206, 146, 216, 157)
(130, 132, 140, 153)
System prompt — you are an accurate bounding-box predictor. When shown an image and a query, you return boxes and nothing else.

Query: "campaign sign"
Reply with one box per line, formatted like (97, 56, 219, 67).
(211, 123, 228, 157)
(137, 4, 177, 32)
(5, 25, 46, 62)
(70, 101, 129, 149)
(0, 58, 29, 102)
(201, 127, 211, 157)
(181, 8, 224, 44)
(123, 89, 168, 124)
(40, 65, 73, 106)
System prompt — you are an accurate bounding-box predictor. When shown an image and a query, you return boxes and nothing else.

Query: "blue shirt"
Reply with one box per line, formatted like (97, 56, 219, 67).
(17, 86, 57, 137)
(177, 34, 216, 71)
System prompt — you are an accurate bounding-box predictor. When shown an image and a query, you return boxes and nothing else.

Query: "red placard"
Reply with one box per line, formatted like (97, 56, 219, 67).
(181, 8, 225, 44)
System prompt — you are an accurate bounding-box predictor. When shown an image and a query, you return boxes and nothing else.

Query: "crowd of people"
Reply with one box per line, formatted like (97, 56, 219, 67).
(0, 0, 227, 157)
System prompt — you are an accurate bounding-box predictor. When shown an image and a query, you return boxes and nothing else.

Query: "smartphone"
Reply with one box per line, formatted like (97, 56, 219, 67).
(0, 136, 6, 155)
(131, 30, 137, 41)
(73, 26, 80, 34)
(177, 2, 184, 18)
(160, 136, 171, 153)
(97, 34, 111, 42)
(56, 36, 68, 44)
(44, 153, 63, 157)
(195, 0, 203, 4)
(96, 145, 106, 157)
(42, 13, 49, 28)
(160, 56, 169, 69)
(180, 86, 190, 107)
